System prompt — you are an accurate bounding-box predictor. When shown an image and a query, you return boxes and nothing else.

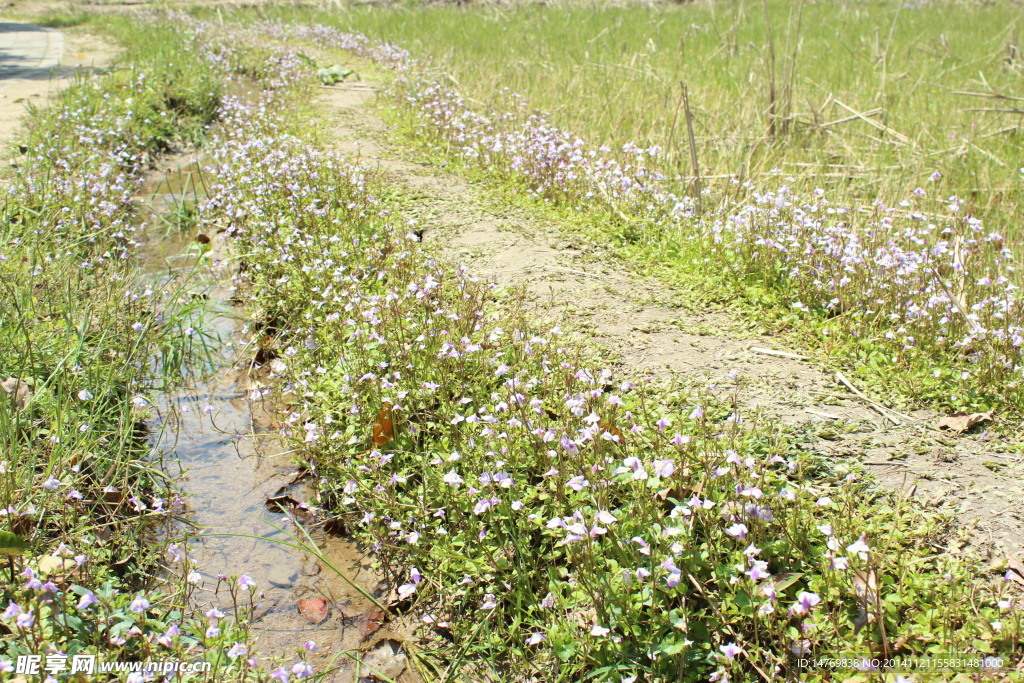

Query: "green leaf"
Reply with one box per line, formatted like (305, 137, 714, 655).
(0, 531, 30, 557)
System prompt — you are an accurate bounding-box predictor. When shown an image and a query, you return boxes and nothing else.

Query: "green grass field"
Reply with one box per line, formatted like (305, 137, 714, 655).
(273, 0, 1024, 242)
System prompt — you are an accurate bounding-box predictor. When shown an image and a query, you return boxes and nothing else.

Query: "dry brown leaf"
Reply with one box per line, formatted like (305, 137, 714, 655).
(598, 419, 625, 443)
(936, 410, 994, 433)
(371, 403, 395, 447)
(359, 607, 386, 639)
(297, 597, 330, 624)
(852, 568, 878, 633)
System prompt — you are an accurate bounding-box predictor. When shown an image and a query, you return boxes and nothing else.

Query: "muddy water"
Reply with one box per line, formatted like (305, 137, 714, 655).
(137, 153, 415, 682)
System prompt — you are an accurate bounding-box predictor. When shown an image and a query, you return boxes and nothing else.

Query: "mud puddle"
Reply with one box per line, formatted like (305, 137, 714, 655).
(136, 152, 418, 682)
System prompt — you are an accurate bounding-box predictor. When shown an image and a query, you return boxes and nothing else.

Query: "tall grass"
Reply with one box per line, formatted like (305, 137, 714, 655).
(273, 0, 1024, 241)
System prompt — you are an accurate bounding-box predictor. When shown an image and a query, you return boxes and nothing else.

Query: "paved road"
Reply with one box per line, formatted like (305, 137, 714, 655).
(0, 21, 63, 79)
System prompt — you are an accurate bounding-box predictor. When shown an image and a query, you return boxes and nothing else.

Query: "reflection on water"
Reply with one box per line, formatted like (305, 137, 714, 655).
(136, 155, 412, 680)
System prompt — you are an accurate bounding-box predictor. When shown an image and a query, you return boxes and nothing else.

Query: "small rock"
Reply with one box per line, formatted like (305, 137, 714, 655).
(268, 567, 296, 589)
(1, 377, 31, 409)
(360, 639, 407, 680)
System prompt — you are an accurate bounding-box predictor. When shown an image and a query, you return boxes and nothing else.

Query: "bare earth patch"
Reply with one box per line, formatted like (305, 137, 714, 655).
(319, 79, 1024, 566)
(0, 20, 118, 156)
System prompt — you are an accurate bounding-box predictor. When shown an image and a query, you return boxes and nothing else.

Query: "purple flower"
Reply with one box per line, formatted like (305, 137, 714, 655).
(790, 591, 821, 616)
(719, 642, 744, 660)
(1, 601, 21, 620)
(725, 523, 748, 539)
(291, 661, 314, 678)
(129, 595, 150, 613)
(745, 561, 770, 582)
(77, 592, 100, 611)
(846, 534, 871, 558)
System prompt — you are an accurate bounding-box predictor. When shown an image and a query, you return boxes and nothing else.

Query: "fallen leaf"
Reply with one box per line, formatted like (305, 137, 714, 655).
(0, 531, 30, 557)
(852, 568, 878, 633)
(359, 607, 386, 639)
(265, 493, 300, 513)
(598, 419, 625, 443)
(297, 597, 330, 624)
(936, 411, 994, 434)
(372, 403, 395, 447)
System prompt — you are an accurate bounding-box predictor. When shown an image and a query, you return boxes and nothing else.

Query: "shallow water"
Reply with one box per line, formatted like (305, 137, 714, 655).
(136, 153, 414, 681)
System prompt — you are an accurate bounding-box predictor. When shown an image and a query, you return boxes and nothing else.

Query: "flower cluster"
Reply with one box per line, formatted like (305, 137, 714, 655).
(186, 24, 1021, 678)
(255, 20, 1022, 404)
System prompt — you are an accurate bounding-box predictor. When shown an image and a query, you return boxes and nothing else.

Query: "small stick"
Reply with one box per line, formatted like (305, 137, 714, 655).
(681, 82, 702, 214)
(834, 371, 916, 425)
(750, 346, 811, 360)
(805, 408, 841, 420)
(815, 108, 884, 129)
(833, 98, 910, 144)
(953, 90, 1024, 103)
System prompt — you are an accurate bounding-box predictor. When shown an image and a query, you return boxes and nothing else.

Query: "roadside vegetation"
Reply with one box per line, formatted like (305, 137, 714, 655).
(264, 0, 1024, 419)
(2, 4, 1022, 682)
(0, 16, 275, 679)
(187, 14, 1022, 683)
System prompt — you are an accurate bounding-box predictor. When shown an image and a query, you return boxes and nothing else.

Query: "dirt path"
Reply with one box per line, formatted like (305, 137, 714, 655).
(0, 20, 118, 155)
(318, 80, 1023, 565)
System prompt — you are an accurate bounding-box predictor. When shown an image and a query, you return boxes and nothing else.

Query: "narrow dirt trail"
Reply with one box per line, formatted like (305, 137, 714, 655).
(319, 81, 1024, 563)
(0, 19, 118, 155)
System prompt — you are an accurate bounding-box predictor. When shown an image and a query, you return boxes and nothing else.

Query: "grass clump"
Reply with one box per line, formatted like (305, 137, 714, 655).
(188, 21, 1023, 681)
(0, 15, 276, 675)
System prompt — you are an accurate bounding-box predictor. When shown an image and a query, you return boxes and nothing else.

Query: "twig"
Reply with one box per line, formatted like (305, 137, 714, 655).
(681, 82, 702, 214)
(953, 90, 1024, 103)
(961, 107, 1024, 115)
(832, 99, 909, 144)
(815, 108, 884, 129)
(805, 408, 842, 420)
(834, 371, 915, 425)
(750, 346, 811, 361)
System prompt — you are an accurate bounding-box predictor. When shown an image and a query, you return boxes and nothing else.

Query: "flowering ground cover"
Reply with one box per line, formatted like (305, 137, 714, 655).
(1, 7, 1022, 682)
(258, 1, 1024, 418)
(0, 16, 300, 680)
(184, 17, 1021, 682)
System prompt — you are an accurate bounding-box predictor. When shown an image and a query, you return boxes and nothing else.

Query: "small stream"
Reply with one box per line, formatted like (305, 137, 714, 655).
(136, 154, 414, 682)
